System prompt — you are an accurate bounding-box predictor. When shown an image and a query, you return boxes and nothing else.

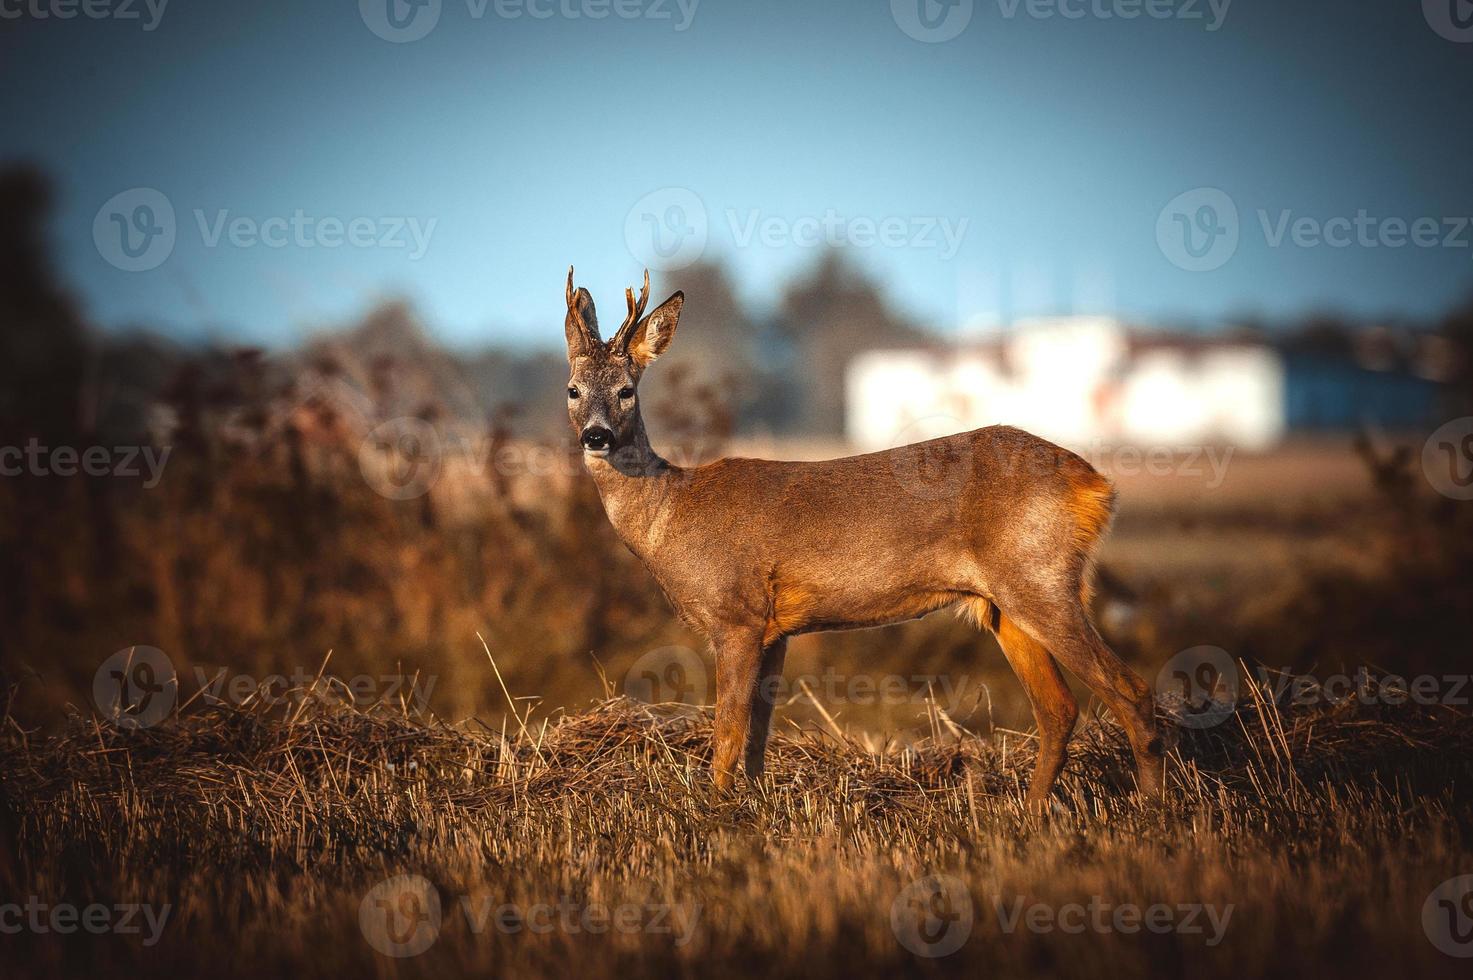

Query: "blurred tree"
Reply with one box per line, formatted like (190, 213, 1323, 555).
(1282, 313, 1356, 359)
(637, 260, 766, 440)
(774, 251, 927, 436)
(0, 166, 96, 681)
(0, 165, 87, 446)
(1437, 291, 1473, 406)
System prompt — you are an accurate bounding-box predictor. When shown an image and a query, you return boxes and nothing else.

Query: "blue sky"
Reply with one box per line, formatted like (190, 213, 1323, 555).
(2, 0, 1471, 348)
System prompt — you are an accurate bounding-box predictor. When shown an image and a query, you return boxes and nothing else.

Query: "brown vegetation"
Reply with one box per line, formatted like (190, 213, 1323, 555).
(2, 671, 1470, 978)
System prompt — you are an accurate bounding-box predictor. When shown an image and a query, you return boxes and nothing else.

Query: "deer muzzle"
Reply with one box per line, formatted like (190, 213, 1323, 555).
(580, 425, 614, 454)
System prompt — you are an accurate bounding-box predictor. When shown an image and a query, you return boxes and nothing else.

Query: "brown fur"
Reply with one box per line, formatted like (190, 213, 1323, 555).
(561, 269, 1164, 809)
(1064, 463, 1117, 552)
(764, 579, 819, 648)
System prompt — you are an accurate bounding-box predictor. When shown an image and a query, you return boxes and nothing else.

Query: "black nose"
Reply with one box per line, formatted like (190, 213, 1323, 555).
(581, 426, 613, 451)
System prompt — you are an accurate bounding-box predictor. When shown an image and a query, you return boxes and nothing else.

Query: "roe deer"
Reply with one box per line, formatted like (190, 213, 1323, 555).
(561, 268, 1165, 810)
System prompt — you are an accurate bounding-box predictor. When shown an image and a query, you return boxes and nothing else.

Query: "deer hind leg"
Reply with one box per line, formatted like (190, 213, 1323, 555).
(990, 613, 1079, 813)
(710, 626, 765, 792)
(744, 638, 788, 781)
(1005, 595, 1165, 799)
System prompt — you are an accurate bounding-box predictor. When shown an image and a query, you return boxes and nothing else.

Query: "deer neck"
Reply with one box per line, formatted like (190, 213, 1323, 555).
(584, 418, 680, 558)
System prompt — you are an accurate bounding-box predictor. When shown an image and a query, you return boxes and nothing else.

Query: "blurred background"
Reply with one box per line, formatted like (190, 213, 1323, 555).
(2, 0, 1471, 734)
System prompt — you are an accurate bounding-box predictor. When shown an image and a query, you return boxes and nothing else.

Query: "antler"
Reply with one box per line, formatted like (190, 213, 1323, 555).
(613, 269, 651, 351)
(564, 265, 600, 352)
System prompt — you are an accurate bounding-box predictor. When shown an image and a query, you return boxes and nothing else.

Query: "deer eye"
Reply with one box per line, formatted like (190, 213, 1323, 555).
(567, 386, 580, 399)
(618, 386, 635, 400)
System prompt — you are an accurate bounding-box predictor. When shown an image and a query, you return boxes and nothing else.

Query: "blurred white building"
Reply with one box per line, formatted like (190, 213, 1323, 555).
(845, 317, 1287, 452)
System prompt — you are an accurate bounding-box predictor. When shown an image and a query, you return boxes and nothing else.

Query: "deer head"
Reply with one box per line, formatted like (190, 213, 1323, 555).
(562, 266, 683, 460)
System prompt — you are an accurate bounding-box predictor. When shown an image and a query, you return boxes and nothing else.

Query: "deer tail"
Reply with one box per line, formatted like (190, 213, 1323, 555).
(1062, 462, 1117, 608)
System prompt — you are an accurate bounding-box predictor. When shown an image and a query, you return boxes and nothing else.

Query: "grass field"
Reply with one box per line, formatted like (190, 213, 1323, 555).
(3, 670, 1471, 979)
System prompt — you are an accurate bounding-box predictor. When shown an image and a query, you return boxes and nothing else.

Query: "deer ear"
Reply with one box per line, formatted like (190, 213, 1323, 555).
(564, 268, 600, 357)
(628, 291, 682, 368)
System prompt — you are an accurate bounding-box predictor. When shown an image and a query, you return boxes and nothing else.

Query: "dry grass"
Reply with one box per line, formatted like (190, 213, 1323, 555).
(3, 672, 1470, 979)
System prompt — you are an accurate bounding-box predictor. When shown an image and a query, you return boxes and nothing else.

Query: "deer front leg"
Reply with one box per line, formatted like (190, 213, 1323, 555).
(745, 638, 788, 781)
(710, 626, 764, 793)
